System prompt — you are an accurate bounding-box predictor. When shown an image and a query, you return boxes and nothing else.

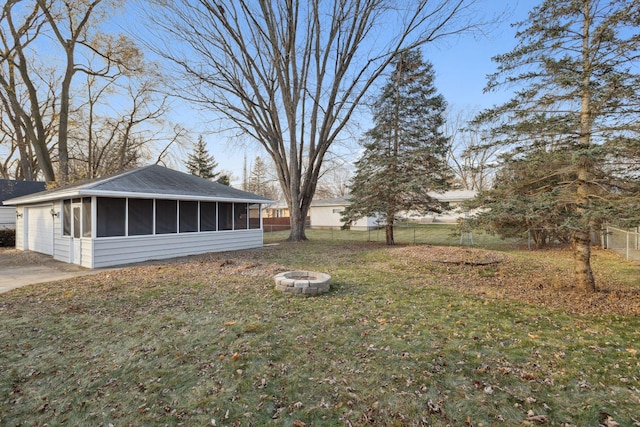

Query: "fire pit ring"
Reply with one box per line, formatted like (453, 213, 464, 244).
(274, 271, 331, 296)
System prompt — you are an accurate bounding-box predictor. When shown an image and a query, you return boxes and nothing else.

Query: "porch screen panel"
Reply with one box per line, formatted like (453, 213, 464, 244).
(128, 198, 153, 236)
(179, 201, 198, 232)
(234, 203, 248, 230)
(63, 199, 71, 236)
(218, 202, 233, 230)
(97, 197, 126, 237)
(82, 198, 91, 237)
(200, 202, 216, 231)
(156, 199, 177, 234)
(249, 204, 261, 229)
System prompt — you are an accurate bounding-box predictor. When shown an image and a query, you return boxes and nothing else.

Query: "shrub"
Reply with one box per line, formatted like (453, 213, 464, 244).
(0, 228, 16, 247)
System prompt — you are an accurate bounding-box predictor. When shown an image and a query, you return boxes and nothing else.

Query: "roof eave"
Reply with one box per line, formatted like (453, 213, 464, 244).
(4, 189, 271, 205)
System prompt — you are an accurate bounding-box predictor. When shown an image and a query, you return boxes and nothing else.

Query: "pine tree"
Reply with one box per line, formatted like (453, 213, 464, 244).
(473, 0, 640, 292)
(342, 49, 450, 245)
(185, 135, 219, 179)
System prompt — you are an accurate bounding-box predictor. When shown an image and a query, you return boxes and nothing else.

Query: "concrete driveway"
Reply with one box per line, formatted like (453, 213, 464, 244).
(0, 249, 102, 294)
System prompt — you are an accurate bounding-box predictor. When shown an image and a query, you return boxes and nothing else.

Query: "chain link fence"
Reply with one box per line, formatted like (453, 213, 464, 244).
(264, 224, 525, 249)
(606, 226, 640, 262)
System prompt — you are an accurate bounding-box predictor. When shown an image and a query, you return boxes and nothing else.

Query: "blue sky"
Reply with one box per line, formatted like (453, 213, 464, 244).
(147, 1, 534, 183)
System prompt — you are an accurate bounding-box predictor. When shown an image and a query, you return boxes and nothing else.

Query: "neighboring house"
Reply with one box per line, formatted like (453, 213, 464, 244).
(0, 179, 47, 229)
(410, 190, 478, 224)
(263, 200, 290, 218)
(309, 196, 380, 230)
(4, 165, 271, 268)
(308, 190, 478, 229)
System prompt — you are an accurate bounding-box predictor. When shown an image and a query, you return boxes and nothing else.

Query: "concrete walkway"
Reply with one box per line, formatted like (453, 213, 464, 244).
(0, 249, 103, 294)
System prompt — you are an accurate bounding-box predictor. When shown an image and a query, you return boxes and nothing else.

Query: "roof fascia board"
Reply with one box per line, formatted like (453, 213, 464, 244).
(87, 190, 270, 203)
(5, 189, 271, 205)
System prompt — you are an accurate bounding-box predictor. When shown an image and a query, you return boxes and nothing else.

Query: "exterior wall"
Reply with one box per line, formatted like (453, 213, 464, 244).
(15, 207, 24, 249)
(0, 206, 15, 229)
(310, 205, 378, 230)
(90, 229, 263, 268)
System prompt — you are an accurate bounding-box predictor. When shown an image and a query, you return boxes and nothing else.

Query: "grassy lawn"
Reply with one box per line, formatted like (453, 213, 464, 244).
(264, 224, 521, 248)
(1, 239, 639, 426)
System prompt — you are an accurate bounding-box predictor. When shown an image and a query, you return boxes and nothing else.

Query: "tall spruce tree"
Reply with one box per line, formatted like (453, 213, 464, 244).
(342, 49, 450, 245)
(473, 0, 640, 292)
(185, 135, 219, 179)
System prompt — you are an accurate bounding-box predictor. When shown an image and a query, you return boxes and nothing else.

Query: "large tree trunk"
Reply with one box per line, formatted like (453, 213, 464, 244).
(57, 49, 74, 184)
(573, 228, 595, 292)
(573, 0, 596, 293)
(385, 222, 395, 246)
(288, 203, 308, 241)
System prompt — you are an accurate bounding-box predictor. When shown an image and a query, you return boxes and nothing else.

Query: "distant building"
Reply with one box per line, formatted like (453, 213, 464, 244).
(0, 179, 47, 229)
(308, 190, 478, 230)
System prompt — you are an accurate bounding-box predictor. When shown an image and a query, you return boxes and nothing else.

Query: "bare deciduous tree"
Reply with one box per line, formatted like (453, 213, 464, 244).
(147, 0, 481, 241)
(1, 0, 56, 181)
(445, 108, 498, 191)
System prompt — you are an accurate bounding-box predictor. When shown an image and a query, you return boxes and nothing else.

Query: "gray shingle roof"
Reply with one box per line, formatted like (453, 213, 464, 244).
(3, 165, 271, 205)
(0, 179, 47, 204)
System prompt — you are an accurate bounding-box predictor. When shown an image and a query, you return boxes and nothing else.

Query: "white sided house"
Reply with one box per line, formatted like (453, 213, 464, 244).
(310, 196, 379, 230)
(4, 165, 271, 268)
(0, 180, 47, 229)
(309, 190, 478, 229)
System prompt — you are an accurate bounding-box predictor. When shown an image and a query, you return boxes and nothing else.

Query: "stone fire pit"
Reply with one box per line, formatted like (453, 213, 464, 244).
(274, 271, 331, 296)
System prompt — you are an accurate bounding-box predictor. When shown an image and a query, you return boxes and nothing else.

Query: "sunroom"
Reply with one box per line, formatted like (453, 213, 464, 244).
(4, 165, 271, 268)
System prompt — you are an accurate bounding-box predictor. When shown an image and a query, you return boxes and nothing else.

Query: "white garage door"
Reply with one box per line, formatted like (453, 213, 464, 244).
(26, 205, 54, 255)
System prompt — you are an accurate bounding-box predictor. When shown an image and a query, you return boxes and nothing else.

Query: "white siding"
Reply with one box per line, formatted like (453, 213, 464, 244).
(310, 205, 347, 229)
(15, 207, 24, 249)
(80, 239, 93, 268)
(0, 207, 15, 229)
(91, 229, 263, 268)
(310, 205, 377, 230)
(53, 205, 71, 264)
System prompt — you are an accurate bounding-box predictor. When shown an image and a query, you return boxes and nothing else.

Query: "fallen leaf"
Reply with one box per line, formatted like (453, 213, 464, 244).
(231, 352, 239, 361)
(293, 420, 306, 427)
(224, 321, 237, 326)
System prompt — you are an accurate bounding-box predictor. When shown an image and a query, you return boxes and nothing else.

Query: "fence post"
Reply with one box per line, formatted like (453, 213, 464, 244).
(627, 230, 630, 260)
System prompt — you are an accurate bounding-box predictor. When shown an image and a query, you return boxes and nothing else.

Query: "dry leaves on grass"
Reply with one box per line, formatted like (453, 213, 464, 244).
(389, 245, 640, 316)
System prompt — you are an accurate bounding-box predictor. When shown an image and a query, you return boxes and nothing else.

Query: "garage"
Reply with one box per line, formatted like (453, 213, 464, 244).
(26, 205, 53, 255)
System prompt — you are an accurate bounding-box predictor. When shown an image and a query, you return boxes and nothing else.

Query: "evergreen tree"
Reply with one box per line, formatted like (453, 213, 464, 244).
(473, 0, 640, 292)
(185, 135, 219, 179)
(342, 49, 450, 245)
(216, 174, 230, 186)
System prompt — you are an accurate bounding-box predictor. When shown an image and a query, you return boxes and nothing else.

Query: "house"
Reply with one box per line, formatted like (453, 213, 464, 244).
(308, 190, 478, 229)
(3, 165, 271, 268)
(419, 190, 478, 223)
(309, 196, 379, 230)
(0, 179, 47, 229)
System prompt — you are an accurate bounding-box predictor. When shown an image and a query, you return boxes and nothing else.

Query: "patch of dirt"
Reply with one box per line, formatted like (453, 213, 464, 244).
(0, 247, 54, 267)
(389, 245, 640, 317)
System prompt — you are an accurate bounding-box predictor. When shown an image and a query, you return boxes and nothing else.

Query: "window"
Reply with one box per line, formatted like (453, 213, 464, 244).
(156, 199, 177, 234)
(218, 202, 233, 230)
(180, 201, 198, 233)
(82, 198, 91, 237)
(332, 209, 343, 214)
(234, 203, 248, 230)
(63, 199, 71, 236)
(200, 202, 217, 231)
(97, 198, 126, 237)
(128, 198, 153, 236)
(73, 205, 81, 238)
(249, 204, 261, 229)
